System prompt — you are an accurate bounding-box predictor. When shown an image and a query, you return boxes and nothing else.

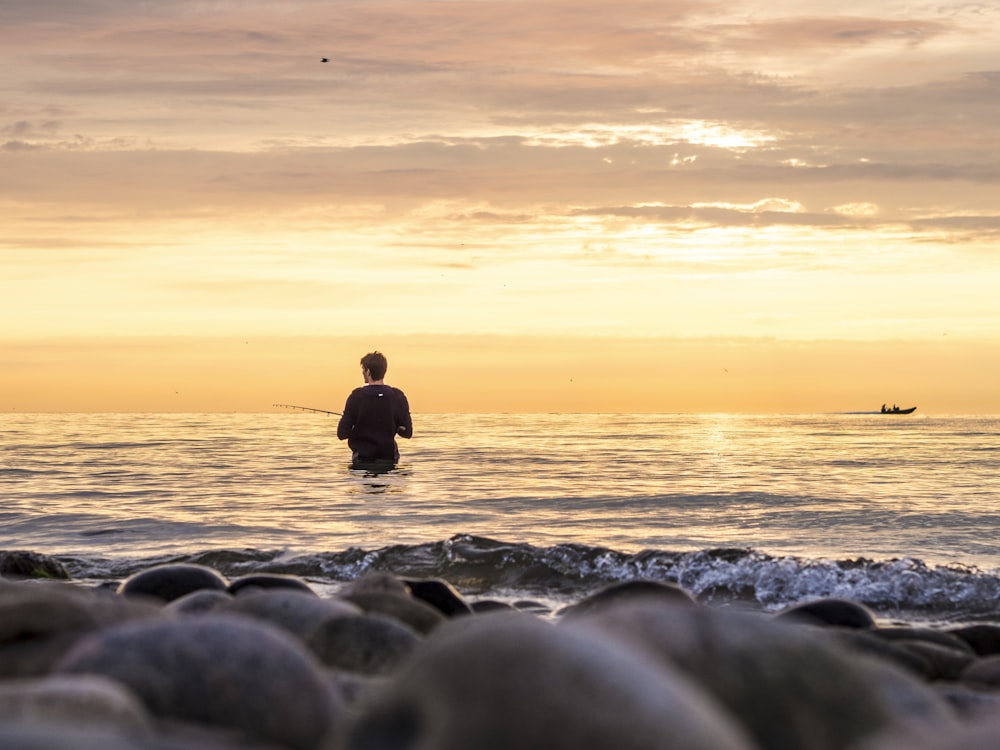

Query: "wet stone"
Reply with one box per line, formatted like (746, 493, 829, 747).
(228, 573, 316, 596)
(560, 579, 696, 620)
(775, 597, 877, 629)
(336, 611, 755, 750)
(888, 639, 975, 681)
(960, 654, 1000, 687)
(165, 588, 234, 615)
(0, 581, 164, 678)
(307, 612, 422, 675)
(0, 550, 71, 580)
(402, 577, 473, 617)
(948, 623, 1000, 656)
(0, 674, 152, 733)
(569, 598, 952, 750)
(222, 588, 361, 641)
(54, 613, 341, 750)
(338, 590, 446, 635)
(117, 563, 229, 603)
(338, 573, 410, 597)
(469, 599, 516, 613)
(873, 626, 975, 654)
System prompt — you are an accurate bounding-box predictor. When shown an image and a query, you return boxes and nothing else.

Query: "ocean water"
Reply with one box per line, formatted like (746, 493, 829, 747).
(2, 412, 999, 623)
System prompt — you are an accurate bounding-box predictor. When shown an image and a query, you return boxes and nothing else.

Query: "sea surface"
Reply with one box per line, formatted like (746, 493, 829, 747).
(2, 412, 999, 624)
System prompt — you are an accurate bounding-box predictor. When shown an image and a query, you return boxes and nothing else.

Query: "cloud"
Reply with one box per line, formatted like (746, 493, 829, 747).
(1, 0, 998, 358)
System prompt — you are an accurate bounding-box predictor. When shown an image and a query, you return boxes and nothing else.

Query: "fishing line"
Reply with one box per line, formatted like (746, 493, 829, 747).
(273, 403, 342, 416)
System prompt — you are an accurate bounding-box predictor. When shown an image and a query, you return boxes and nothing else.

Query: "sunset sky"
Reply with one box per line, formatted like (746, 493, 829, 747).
(2, 0, 998, 413)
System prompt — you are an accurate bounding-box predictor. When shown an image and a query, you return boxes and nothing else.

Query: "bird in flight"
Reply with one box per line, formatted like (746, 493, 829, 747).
(321, 57, 329, 63)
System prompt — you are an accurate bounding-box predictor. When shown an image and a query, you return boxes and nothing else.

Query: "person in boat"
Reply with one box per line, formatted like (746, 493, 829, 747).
(337, 351, 412, 468)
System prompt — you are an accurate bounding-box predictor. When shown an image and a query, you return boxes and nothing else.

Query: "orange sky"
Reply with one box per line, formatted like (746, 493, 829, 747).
(2, 1, 999, 413)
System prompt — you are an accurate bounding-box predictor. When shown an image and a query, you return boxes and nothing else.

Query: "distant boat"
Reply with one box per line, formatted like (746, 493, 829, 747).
(880, 405, 916, 414)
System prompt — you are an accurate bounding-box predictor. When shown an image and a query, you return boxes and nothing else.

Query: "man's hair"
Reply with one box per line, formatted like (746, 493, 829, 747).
(360, 351, 388, 380)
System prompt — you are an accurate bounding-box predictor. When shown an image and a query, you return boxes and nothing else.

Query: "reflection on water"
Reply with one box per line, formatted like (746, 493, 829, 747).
(347, 465, 411, 495)
(2, 413, 999, 568)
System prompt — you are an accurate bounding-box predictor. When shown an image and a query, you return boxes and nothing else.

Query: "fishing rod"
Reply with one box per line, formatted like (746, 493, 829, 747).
(273, 403, 342, 416)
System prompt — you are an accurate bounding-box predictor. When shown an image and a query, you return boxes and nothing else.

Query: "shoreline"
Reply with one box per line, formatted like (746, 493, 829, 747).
(8, 535, 1000, 628)
(5, 554, 1000, 749)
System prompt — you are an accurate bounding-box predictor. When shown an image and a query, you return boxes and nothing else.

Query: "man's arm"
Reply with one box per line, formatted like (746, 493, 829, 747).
(396, 391, 413, 439)
(336, 393, 356, 441)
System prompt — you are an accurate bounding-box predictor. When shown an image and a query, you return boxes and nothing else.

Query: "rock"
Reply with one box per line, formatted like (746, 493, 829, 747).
(560, 580, 695, 620)
(858, 711, 1000, 750)
(873, 626, 975, 653)
(569, 599, 952, 750)
(0, 722, 289, 749)
(307, 613, 421, 675)
(223, 589, 361, 640)
(886, 640, 975, 681)
(336, 611, 755, 750)
(54, 614, 341, 750)
(0, 725, 151, 750)
(947, 623, 1000, 656)
(775, 597, 876, 629)
(228, 573, 316, 596)
(339, 590, 445, 635)
(326, 671, 386, 708)
(0, 550, 70, 580)
(0, 674, 151, 732)
(338, 573, 410, 597)
(117, 564, 229, 603)
(469, 599, 516, 613)
(934, 683, 1000, 718)
(402, 578, 473, 617)
(0, 581, 164, 677)
(828, 629, 934, 678)
(513, 600, 552, 615)
(961, 654, 1000, 687)
(165, 589, 234, 615)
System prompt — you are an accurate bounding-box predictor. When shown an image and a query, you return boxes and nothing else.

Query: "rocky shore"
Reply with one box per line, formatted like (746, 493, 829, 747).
(5, 549, 1000, 749)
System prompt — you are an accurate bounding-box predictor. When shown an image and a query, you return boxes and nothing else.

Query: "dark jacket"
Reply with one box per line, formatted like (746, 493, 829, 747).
(336, 384, 412, 462)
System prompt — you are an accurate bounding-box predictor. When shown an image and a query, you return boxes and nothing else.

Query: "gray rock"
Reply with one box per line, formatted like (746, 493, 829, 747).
(569, 599, 952, 750)
(0, 674, 151, 732)
(338, 590, 445, 635)
(560, 579, 696, 620)
(338, 573, 410, 597)
(873, 626, 975, 653)
(0, 725, 152, 750)
(0, 549, 70, 580)
(887, 639, 975, 681)
(402, 578, 473, 617)
(828, 628, 933, 678)
(934, 683, 1000, 718)
(118, 564, 229, 603)
(222, 589, 361, 641)
(948, 623, 1000, 656)
(336, 611, 755, 750)
(228, 573, 316, 596)
(326, 670, 387, 708)
(54, 614, 341, 750)
(0, 722, 289, 750)
(306, 613, 421, 675)
(858, 711, 1000, 750)
(775, 597, 877, 629)
(469, 599, 516, 613)
(165, 589, 234, 616)
(961, 654, 1000, 687)
(0, 580, 164, 677)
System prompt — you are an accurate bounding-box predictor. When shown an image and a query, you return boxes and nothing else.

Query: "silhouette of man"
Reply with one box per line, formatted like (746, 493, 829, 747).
(337, 351, 412, 468)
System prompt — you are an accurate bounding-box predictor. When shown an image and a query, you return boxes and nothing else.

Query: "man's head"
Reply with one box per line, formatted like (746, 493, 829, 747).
(360, 351, 388, 381)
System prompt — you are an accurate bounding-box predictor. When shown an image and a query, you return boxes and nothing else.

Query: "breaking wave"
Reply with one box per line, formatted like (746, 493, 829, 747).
(50, 534, 1000, 623)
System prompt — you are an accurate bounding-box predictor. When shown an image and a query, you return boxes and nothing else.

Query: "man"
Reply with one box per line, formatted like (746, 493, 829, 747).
(337, 351, 412, 468)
